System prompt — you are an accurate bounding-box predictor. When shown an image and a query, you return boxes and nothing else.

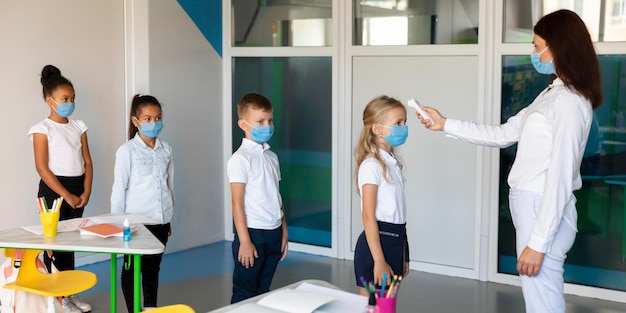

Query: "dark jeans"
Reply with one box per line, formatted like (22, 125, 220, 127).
(38, 176, 85, 272)
(121, 223, 169, 312)
(231, 226, 283, 304)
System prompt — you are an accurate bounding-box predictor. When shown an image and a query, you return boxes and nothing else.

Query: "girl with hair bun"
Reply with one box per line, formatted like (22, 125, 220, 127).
(28, 65, 93, 313)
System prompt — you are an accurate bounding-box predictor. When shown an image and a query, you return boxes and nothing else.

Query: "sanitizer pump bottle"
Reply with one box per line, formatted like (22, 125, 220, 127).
(123, 218, 131, 242)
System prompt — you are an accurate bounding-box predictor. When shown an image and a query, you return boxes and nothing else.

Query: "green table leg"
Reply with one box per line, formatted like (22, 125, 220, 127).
(111, 253, 117, 313)
(134, 254, 141, 313)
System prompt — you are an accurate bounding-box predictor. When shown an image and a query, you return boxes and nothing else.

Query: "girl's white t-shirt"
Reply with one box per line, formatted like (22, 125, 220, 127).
(28, 118, 88, 177)
(358, 150, 406, 224)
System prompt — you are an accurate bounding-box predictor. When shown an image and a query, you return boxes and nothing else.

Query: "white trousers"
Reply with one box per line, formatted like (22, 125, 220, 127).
(509, 189, 577, 313)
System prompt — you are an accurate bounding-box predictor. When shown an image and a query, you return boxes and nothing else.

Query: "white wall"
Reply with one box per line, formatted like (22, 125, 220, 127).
(148, 0, 225, 250)
(351, 56, 480, 276)
(0, 0, 125, 240)
(0, 0, 224, 264)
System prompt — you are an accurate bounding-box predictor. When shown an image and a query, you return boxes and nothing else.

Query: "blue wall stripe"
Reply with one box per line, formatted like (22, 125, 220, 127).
(177, 0, 222, 57)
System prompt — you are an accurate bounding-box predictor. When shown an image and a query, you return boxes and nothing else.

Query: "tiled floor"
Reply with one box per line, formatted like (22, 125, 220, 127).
(79, 241, 626, 313)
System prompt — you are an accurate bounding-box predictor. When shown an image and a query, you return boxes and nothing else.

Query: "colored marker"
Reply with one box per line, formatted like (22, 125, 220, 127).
(360, 277, 369, 292)
(381, 272, 387, 298)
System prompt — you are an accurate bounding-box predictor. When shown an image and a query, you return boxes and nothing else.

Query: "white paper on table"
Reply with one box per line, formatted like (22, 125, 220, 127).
(224, 302, 286, 313)
(294, 282, 367, 313)
(257, 289, 335, 313)
(21, 217, 89, 235)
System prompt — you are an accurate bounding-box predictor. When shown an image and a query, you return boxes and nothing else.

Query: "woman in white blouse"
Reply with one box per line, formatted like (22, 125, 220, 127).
(416, 9, 602, 313)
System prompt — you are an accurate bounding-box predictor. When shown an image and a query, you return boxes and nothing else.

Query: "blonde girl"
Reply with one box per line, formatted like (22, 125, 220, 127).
(353, 95, 410, 296)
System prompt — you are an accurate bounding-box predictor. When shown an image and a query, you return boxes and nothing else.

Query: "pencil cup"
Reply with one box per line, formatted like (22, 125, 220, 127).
(40, 211, 60, 238)
(376, 291, 397, 313)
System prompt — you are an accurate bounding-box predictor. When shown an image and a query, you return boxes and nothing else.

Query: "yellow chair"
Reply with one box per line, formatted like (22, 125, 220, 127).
(2, 249, 97, 296)
(143, 304, 195, 313)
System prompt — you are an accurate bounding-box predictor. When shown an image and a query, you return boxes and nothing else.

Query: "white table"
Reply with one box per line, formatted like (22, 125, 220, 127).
(209, 279, 367, 313)
(0, 214, 164, 313)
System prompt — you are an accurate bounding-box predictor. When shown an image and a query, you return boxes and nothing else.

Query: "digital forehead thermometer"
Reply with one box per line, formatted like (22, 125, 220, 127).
(407, 98, 434, 126)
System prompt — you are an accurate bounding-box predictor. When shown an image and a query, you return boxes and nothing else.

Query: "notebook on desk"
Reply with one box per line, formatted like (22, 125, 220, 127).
(78, 223, 124, 238)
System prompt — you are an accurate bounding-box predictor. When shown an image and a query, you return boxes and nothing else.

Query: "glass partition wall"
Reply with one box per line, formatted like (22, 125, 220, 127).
(230, 1, 333, 248)
(353, 0, 479, 45)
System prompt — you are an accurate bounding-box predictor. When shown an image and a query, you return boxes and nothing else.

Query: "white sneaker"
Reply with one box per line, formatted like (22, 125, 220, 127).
(61, 298, 81, 313)
(143, 308, 157, 311)
(68, 294, 92, 312)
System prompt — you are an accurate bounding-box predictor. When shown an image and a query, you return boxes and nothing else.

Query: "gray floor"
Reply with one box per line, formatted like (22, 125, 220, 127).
(81, 252, 626, 313)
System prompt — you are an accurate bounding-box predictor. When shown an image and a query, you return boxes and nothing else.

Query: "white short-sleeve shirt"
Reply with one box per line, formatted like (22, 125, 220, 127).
(227, 138, 283, 230)
(358, 150, 406, 224)
(28, 118, 88, 177)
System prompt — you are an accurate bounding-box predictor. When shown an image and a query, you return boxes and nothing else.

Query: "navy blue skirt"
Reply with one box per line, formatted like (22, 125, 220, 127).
(354, 221, 409, 288)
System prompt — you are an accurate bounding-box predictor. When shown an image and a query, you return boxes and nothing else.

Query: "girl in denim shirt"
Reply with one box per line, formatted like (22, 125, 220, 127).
(111, 94, 174, 312)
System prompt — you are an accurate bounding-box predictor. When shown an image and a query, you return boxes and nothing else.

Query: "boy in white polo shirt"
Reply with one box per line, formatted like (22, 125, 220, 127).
(227, 93, 288, 303)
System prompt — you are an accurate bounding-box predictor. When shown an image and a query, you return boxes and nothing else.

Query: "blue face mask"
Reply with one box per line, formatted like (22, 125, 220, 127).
(379, 124, 408, 147)
(530, 46, 555, 75)
(248, 125, 274, 143)
(139, 121, 163, 138)
(49, 98, 75, 117)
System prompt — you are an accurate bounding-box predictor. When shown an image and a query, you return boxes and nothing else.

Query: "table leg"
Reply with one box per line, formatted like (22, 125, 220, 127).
(110, 253, 117, 313)
(134, 254, 141, 313)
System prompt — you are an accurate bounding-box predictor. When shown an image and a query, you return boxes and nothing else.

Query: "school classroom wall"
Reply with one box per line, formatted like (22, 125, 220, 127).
(0, 0, 224, 265)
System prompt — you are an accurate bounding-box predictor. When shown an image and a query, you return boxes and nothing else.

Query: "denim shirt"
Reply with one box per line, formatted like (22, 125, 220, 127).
(111, 134, 174, 224)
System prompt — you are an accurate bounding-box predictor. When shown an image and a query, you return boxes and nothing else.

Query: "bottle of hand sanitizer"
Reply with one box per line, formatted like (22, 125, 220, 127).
(123, 218, 131, 242)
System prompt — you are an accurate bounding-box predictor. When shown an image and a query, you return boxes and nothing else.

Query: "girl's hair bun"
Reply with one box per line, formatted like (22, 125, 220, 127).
(40, 64, 72, 98)
(40, 65, 62, 85)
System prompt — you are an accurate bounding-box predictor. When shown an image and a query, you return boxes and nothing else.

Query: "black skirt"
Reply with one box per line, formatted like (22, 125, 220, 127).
(354, 221, 409, 287)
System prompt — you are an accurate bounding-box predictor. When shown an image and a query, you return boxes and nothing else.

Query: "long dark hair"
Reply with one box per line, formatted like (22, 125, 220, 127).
(128, 94, 162, 140)
(40, 65, 72, 99)
(534, 9, 603, 108)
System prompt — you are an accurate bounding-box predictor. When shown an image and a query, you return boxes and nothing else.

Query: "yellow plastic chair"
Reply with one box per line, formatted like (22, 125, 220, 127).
(2, 249, 97, 296)
(143, 304, 195, 313)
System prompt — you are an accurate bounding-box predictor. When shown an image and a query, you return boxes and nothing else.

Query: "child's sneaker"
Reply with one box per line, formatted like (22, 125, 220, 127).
(68, 294, 92, 312)
(62, 297, 82, 313)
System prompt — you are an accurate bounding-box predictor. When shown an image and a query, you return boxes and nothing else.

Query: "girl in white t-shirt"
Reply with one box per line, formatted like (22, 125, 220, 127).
(27, 65, 93, 313)
(354, 95, 410, 296)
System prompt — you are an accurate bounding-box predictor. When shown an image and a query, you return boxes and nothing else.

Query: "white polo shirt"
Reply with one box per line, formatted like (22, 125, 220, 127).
(227, 138, 283, 230)
(28, 118, 88, 177)
(358, 150, 406, 224)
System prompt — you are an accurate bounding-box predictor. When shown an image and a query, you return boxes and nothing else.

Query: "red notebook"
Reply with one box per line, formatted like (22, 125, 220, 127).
(79, 223, 123, 238)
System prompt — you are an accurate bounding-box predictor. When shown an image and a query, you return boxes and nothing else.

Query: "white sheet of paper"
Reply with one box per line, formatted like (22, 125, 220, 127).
(21, 217, 89, 235)
(224, 302, 285, 313)
(294, 282, 367, 313)
(257, 289, 335, 313)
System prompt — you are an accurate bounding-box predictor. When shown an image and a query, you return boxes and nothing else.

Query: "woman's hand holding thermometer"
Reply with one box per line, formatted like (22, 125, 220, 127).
(408, 99, 434, 127)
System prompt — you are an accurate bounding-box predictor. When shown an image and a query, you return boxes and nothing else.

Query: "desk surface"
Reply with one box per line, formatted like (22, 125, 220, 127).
(0, 214, 165, 313)
(0, 214, 164, 255)
(209, 280, 365, 313)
